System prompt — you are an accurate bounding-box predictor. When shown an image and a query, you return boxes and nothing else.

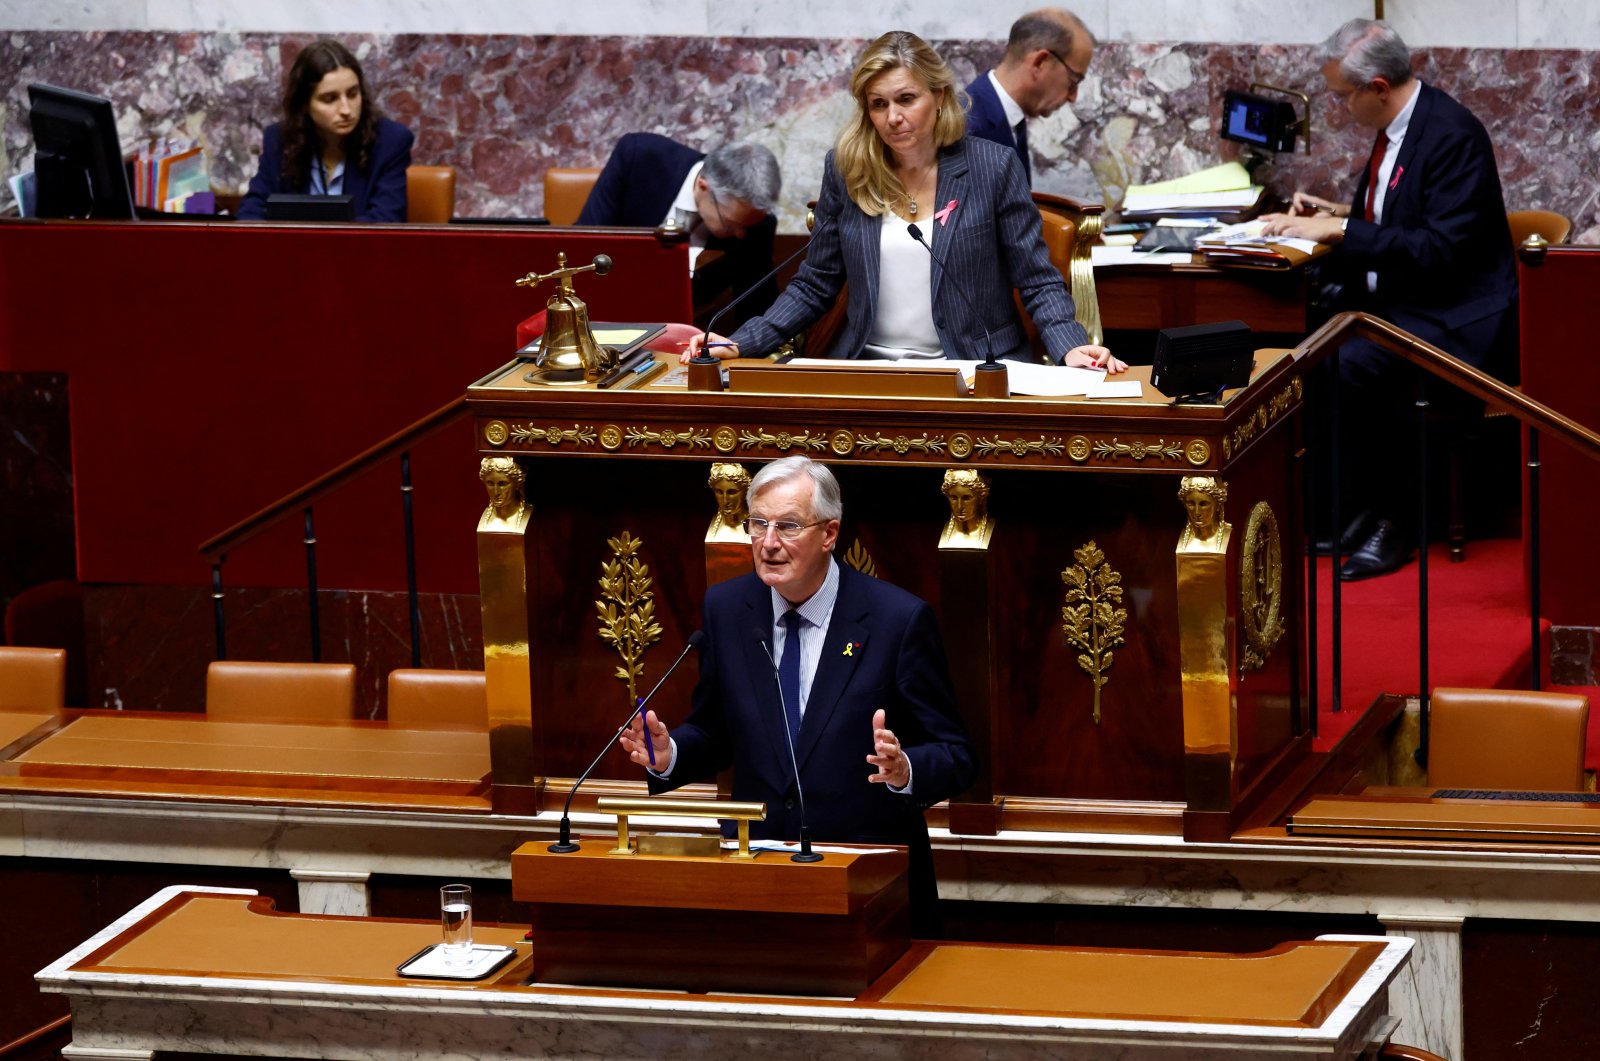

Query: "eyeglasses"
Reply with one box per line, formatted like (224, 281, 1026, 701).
(1047, 49, 1088, 92)
(744, 517, 825, 540)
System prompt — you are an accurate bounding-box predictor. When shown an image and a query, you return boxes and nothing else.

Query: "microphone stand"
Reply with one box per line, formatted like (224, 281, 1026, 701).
(759, 639, 823, 864)
(548, 631, 704, 853)
(688, 214, 833, 391)
(906, 223, 1009, 399)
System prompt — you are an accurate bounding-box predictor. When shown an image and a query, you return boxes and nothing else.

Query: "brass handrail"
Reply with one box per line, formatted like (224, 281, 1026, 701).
(1297, 311, 1600, 463)
(199, 396, 469, 562)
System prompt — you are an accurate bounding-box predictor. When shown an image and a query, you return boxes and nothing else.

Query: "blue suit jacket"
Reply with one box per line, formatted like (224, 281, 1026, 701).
(1338, 82, 1517, 371)
(577, 132, 778, 324)
(237, 117, 413, 222)
(964, 72, 1029, 176)
(652, 562, 975, 925)
(729, 136, 1089, 362)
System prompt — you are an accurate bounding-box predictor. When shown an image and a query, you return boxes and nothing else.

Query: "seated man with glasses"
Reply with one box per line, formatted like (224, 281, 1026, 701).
(964, 8, 1093, 184)
(620, 455, 974, 936)
(577, 134, 782, 328)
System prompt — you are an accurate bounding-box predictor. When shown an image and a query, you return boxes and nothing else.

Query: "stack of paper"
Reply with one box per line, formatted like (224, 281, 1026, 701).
(1121, 162, 1263, 222)
(1194, 220, 1327, 270)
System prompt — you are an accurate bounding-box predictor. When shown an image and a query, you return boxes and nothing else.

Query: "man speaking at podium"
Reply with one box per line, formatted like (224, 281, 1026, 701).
(621, 456, 975, 935)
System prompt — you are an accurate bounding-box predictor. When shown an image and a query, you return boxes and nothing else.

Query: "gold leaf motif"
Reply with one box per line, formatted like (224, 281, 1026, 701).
(1060, 540, 1128, 725)
(624, 426, 714, 450)
(844, 539, 878, 578)
(972, 435, 1066, 459)
(736, 428, 831, 452)
(595, 531, 663, 704)
(1091, 437, 1185, 462)
(509, 423, 597, 446)
(853, 432, 948, 455)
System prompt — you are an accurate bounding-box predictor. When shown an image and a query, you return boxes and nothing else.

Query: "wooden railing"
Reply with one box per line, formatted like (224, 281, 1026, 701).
(1295, 310, 1600, 760)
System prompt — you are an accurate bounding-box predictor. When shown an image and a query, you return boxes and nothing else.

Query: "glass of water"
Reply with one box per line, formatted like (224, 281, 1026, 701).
(440, 883, 473, 965)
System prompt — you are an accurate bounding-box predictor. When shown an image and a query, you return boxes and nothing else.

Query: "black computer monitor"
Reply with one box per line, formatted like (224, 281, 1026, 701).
(1219, 90, 1299, 154)
(265, 194, 356, 222)
(27, 83, 136, 220)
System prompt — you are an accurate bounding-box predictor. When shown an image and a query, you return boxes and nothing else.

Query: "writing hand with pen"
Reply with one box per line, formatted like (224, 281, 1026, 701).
(1260, 191, 1350, 244)
(683, 332, 739, 362)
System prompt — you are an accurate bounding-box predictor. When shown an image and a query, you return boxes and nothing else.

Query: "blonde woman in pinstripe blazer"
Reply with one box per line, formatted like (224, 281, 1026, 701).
(687, 30, 1124, 372)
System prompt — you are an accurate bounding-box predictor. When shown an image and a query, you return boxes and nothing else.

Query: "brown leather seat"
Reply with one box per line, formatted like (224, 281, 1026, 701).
(1428, 686, 1589, 791)
(1508, 208, 1572, 247)
(406, 165, 457, 223)
(386, 668, 487, 729)
(544, 167, 601, 226)
(206, 660, 356, 721)
(0, 645, 67, 709)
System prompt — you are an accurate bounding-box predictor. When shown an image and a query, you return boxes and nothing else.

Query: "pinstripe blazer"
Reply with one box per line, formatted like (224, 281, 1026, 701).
(728, 136, 1090, 361)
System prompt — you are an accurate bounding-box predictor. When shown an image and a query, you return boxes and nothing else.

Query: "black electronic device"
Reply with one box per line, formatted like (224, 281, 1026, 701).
(1220, 90, 1300, 154)
(27, 83, 137, 220)
(1150, 320, 1254, 403)
(265, 193, 356, 222)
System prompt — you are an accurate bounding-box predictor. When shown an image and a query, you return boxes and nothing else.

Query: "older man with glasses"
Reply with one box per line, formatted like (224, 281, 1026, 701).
(621, 455, 974, 937)
(577, 134, 783, 327)
(963, 8, 1093, 184)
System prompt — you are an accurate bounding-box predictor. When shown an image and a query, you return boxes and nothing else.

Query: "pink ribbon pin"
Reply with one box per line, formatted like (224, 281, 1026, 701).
(1389, 165, 1404, 190)
(934, 199, 959, 226)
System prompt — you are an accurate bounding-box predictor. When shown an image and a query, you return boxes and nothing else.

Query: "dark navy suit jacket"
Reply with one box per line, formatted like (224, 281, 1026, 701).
(651, 562, 974, 929)
(963, 72, 1029, 176)
(237, 117, 413, 222)
(730, 136, 1089, 361)
(577, 132, 778, 324)
(1338, 82, 1517, 373)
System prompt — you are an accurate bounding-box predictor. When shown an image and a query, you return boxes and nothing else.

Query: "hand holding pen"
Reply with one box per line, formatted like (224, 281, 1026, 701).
(1288, 191, 1347, 218)
(683, 331, 740, 363)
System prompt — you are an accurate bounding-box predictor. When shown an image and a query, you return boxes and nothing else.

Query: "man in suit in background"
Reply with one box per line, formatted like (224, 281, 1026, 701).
(1262, 18, 1517, 581)
(963, 8, 1093, 184)
(577, 133, 783, 326)
(621, 456, 975, 936)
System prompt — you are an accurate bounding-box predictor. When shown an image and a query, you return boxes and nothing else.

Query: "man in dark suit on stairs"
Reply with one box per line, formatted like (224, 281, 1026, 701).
(1262, 18, 1517, 581)
(963, 8, 1093, 184)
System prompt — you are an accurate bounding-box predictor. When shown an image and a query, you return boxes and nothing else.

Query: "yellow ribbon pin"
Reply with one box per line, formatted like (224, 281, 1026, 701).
(842, 644, 854, 656)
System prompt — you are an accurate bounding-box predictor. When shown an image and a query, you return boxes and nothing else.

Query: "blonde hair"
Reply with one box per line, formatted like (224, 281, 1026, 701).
(835, 31, 967, 217)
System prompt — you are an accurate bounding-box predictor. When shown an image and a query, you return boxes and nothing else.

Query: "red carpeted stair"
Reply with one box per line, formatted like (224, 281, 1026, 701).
(1308, 538, 1596, 765)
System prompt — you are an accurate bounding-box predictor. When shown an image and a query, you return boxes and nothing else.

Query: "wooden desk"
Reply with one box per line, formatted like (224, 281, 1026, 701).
(0, 707, 492, 811)
(38, 886, 1411, 1060)
(1098, 259, 1313, 335)
(1288, 788, 1600, 843)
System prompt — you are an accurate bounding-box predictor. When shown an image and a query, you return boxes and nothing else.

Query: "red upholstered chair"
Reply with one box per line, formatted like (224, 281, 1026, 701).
(205, 660, 356, 721)
(1428, 687, 1589, 791)
(544, 167, 601, 226)
(0, 645, 68, 709)
(386, 668, 487, 729)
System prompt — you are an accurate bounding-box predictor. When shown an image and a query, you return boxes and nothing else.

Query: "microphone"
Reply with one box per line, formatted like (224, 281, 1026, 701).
(694, 212, 835, 362)
(548, 629, 705, 853)
(758, 636, 823, 863)
(905, 222, 1002, 371)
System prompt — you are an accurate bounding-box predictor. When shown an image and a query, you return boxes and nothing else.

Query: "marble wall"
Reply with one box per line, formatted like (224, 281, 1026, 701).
(4, 29, 1599, 240)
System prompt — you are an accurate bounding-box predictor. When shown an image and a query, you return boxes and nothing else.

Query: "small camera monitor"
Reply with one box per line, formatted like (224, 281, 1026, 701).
(28, 83, 137, 220)
(1220, 91, 1299, 154)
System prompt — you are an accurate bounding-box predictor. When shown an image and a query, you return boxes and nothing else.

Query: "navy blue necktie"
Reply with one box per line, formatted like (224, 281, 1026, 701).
(1014, 119, 1031, 182)
(778, 610, 804, 744)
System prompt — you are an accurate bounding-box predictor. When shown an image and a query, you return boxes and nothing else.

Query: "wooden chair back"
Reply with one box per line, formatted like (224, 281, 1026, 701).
(405, 165, 457, 223)
(0, 645, 67, 709)
(544, 168, 602, 226)
(206, 660, 356, 721)
(1429, 686, 1589, 791)
(386, 668, 488, 729)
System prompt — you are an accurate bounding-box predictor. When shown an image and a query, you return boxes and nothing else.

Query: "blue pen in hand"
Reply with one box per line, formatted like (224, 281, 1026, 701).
(639, 698, 656, 767)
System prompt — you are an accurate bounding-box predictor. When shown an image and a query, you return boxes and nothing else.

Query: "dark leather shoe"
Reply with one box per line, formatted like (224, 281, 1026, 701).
(1339, 520, 1415, 581)
(1313, 510, 1377, 556)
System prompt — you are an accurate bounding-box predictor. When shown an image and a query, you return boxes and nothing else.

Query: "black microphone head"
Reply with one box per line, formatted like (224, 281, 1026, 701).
(592, 254, 613, 275)
(687, 629, 705, 648)
(906, 223, 925, 243)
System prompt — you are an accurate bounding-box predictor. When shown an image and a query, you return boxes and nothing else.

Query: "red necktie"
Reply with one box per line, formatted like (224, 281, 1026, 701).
(1363, 132, 1390, 222)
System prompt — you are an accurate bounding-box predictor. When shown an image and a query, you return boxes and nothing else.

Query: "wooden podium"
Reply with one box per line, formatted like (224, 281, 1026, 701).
(467, 350, 1311, 841)
(511, 841, 910, 995)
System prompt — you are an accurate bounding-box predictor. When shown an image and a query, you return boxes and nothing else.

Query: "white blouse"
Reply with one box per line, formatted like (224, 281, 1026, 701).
(863, 213, 944, 360)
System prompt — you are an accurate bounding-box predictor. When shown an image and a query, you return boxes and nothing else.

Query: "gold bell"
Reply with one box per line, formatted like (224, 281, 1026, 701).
(514, 253, 617, 385)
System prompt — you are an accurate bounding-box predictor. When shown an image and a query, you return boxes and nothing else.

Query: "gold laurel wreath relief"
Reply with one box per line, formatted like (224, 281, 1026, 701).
(1061, 540, 1129, 725)
(1239, 502, 1285, 672)
(595, 531, 663, 705)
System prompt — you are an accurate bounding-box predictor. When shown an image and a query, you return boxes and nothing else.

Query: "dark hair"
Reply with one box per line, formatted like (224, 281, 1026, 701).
(279, 39, 381, 190)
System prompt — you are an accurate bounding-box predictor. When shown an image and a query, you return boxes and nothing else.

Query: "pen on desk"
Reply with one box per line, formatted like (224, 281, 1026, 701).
(595, 348, 652, 389)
